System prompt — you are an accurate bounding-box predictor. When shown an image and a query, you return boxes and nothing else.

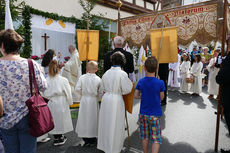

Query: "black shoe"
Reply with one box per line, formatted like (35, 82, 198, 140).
(54, 136, 67, 146)
(221, 149, 230, 153)
(161, 102, 167, 106)
(82, 142, 91, 147)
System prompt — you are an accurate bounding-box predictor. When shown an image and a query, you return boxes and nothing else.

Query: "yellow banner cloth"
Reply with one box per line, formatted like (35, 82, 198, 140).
(123, 83, 135, 114)
(77, 29, 99, 61)
(150, 26, 178, 63)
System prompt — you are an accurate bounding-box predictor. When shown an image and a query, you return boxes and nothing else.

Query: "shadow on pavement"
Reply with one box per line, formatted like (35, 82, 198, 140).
(167, 90, 206, 109)
(123, 130, 201, 153)
(208, 98, 218, 109)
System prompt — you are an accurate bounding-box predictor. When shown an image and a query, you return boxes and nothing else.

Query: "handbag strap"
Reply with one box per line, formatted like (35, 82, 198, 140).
(28, 59, 39, 96)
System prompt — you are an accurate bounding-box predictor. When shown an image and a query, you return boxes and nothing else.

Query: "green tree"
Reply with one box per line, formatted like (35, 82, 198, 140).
(78, 0, 110, 76)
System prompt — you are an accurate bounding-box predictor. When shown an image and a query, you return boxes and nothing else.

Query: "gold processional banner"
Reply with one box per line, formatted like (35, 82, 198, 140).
(120, 1, 218, 47)
(150, 27, 178, 63)
(77, 30, 99, 61)
(123, 83, 135, 114)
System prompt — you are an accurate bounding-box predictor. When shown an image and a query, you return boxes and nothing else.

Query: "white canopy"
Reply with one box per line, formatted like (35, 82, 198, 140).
(30, 15, 76, 62)
(31, 15, 75, 34)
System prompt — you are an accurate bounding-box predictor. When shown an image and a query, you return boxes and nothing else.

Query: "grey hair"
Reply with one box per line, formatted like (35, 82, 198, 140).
(68, 45, 75, 50)
(114, 36, 124, 46)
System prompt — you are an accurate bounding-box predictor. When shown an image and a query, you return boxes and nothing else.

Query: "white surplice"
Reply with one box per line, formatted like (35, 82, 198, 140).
(75, 73, 103, 138)
(62, 50, 82, 102)
(180, 61, 191, 92)
(190, 62, 203, 94)
(97, 67, 133, 153)
(44, 75, 73, 134)
(168, 62, 180, 88)
(207, 57, 219, 95)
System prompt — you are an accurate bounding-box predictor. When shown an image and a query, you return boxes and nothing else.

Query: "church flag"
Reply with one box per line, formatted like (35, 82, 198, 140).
(77, 29, 99, 61)
(124, 42, 136, 82)
(112, 41, 115, 50)
(146, 45, 151, 56)
(150, 26, 178, 63)
(137, 45, 146, 81)
(5, 0, 14, 30)
(123, 42, 129, 51)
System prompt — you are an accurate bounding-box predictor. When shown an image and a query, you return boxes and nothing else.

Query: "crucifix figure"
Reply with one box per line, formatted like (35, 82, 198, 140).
(41, 33, 50, 51)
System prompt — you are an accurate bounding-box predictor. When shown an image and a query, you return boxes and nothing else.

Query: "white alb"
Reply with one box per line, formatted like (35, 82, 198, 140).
(168, 62, 180, 88)
(180, 61, 191, 92)
(97, 67, 133, 153)
(207, 57, 219, 95)
(190, 62, 203, 94)
(44, 75, 73, 134)
(75, 73, 103, 138)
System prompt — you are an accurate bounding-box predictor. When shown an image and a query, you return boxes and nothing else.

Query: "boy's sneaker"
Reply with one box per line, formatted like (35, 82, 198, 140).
(54, 136, 67, 146)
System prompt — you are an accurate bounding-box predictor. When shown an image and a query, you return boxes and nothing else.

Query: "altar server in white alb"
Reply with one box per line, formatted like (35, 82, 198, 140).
(207, 49, 220, 99)
(190, 54, 203, 96)
(180, 53, 191, 93)
(62, 45, 82, 102)
(168, 58, 180, 90)
(97, 52, 133, 153)
(75, 61, 103, 146)
(44, 60, 73, 146)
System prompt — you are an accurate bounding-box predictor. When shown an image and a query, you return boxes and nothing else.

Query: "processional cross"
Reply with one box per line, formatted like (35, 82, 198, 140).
(85, 29, 92, 63)
(41, 33, 50, 51)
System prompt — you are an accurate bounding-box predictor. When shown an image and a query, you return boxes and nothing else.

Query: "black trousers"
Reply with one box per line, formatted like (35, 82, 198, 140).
(158, 64, 169, 104)
(224, 108, 230, 135)
(83, 138, 97, 144)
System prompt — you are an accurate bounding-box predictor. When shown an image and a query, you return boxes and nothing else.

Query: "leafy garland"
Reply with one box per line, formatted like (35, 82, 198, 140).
(21, 6, 32, 58)
(21, 5, 82, 58)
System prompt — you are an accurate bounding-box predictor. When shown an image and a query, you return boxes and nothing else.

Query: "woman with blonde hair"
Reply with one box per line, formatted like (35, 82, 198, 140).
(43, 60, 73, 146)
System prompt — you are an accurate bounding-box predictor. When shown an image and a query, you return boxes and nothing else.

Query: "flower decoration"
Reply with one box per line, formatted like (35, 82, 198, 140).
(64, 56, 70, 61)
(31, 55, 40, 60)
(182, 16, 190, 24)
(40, 54, 45, 59)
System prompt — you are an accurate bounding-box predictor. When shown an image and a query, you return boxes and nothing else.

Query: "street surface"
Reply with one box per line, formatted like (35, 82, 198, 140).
(37, 87, 230, 153)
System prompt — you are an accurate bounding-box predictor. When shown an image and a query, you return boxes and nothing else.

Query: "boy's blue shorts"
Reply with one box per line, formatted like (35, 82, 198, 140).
(139, 114, 162, 144)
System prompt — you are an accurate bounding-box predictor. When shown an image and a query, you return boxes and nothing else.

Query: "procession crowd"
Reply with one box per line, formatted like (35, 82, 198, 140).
(0, 29, 230, 153)
(168, 47, 221, 99)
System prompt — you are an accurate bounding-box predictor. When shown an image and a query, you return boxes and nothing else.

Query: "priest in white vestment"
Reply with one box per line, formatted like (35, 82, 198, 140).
(97, 52, 133, 153)
(207, 49, 220, 99)
(190, 54, 203, 96)
(168, 61, 180, 89)
(62, 45, 82, 102)
(43, 60, 73, 145)
(180, 53, 191, 93)
(75, 61, 103, 145)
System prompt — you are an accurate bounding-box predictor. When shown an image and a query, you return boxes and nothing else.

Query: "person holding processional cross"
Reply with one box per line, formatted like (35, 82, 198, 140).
(62, 45, 82, 103)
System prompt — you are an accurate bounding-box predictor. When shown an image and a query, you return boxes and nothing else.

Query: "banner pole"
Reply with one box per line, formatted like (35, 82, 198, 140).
(156, 21, 165, 77)
(86, 19, 90, 63)
(116, 0, 130, 149)
(125, 110, 131, 148)
(117, 0, 122, 36)
(215, 0, 228, 152)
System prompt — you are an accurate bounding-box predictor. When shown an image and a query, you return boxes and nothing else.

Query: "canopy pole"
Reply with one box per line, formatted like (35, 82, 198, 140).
(214, 0, 228, 152)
